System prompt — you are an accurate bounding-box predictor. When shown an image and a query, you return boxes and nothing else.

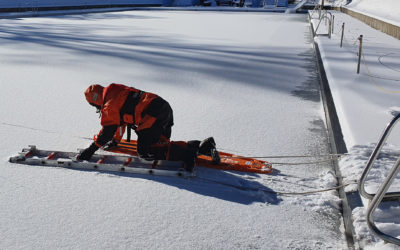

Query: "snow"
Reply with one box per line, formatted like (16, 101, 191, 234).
(285, 0, 307, 14)
(0, 10, 347, 249)
(322, 0, 400, 26)
(346, 0, 400, 27)
(311, 6, 400, 249)
(0, 0, 162, 9)
(0, 0, 399, 247)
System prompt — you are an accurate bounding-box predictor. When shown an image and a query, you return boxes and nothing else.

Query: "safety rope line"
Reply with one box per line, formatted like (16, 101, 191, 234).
(2, 122, 348, 166)
(379, 53, 400, 73)
(341, 34, 400, 93)
(1, 122, 92, 140)
(342, 33, 400, 94)
(219, 153, 346, 159)
(5, 120, 357, 195)
(268, 159, 334, 165)
(361, 51, 400, 94)
(363, 73, 400, 82)
(197, 176, 358, 196)
(330, 16, 400, 94)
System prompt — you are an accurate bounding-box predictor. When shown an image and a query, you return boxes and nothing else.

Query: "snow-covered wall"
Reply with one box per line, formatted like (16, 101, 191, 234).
(346, 0, 400, 24)
(0, 0, 162, 9)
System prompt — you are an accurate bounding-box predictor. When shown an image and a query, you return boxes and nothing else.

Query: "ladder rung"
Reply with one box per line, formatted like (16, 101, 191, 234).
(47, 152, 57, 160)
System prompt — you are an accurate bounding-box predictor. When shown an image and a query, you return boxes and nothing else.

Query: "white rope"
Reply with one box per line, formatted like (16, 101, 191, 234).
(197, 177, 358, 196)
(268, 159, 335, 165)
(332, 16, 400, 94)
(220, 153, 346, 159)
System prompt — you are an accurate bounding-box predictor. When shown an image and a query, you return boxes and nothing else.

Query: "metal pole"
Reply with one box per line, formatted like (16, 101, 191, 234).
(319, 5, 321, 19)
(328, 19, 331, 39)
(332, 15, 335, 34)
(340, 22, 344, 47)
(357, 35, 363, 74)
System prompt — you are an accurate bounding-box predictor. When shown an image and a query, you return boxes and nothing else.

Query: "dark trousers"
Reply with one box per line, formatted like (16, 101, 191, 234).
(136, 98, 195, 162)
(136, 98, 175, 159)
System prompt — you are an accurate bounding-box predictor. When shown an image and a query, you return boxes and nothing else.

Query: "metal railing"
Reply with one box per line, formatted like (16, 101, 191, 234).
(309, 5, 333, 39)
(366, 156, 400, 245)
(309, 3, 323, 20)
(314, 11, 332, 38)
(358, 113, 400, 245)
(358, 113, 400, 200)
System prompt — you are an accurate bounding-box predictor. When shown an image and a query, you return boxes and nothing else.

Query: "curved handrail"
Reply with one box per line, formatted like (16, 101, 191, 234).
(309, 4, 321, 19)
(366, 156, 400, 245)
(314, 12, 332, 38)
(358, 113, 400, 200)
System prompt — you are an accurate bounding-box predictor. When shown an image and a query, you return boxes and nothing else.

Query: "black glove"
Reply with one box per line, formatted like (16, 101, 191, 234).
(77, 143, 99, 161)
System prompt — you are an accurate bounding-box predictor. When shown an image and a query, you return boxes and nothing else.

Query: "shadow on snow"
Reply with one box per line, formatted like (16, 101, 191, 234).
(0, 15, 319, 94)
(69, 166, 281, 205)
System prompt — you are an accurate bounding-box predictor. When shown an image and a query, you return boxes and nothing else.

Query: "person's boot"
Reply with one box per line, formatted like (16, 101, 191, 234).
(199, 137, 221, 165)
(199, 137, 216, 155)
(187, 140, 200, 151)
(168, 142, 198, 172)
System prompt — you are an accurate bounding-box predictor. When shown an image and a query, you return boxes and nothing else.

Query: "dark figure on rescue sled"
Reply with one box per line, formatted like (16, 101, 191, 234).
(77, 83, 219, 172)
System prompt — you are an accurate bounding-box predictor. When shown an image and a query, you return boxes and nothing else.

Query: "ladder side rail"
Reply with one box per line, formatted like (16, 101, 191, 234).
(366, 156, 400, 245)
(358, 113, 400, 200)
(314, 12, 332, 37)
(309, 3, 320, 20)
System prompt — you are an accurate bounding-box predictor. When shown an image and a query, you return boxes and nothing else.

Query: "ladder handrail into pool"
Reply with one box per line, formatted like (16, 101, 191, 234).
(358, 113, 400, 201)
(314, 11, 332, 38)
(358, 113, 400, 245)
(366, 155, 400, 245)
(309, 4, 323, 20)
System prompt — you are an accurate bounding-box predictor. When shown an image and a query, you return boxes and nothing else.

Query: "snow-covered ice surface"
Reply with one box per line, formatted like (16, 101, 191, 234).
(311, 9, 400, 249)
(0, 11, 347, 249)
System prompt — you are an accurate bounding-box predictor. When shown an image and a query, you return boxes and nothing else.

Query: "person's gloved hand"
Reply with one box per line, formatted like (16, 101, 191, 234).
(77, 143, 99, 161)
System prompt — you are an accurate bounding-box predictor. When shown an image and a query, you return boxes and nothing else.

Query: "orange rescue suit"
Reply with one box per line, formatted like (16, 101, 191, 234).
(94, 83, 158, 147)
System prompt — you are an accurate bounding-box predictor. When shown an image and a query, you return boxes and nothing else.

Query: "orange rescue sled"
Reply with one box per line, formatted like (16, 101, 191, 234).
(106, 139, 272, 174)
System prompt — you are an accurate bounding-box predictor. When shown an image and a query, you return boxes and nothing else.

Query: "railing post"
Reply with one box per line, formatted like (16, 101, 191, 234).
(318, 5, 321, 19)
(332, 15, 335, 34)
(340, 22, 345, 47)
(328, 19, 332, 39)
(357, 35, 363, 74)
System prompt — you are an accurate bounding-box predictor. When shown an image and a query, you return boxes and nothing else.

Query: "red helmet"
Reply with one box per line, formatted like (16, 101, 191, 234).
(84, 84, 104, 107)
